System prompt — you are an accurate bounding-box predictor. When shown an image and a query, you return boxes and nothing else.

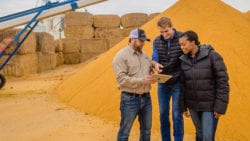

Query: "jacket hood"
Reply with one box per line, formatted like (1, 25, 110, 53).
(200, 44, 214, 51)
(180, 44, 214, 63)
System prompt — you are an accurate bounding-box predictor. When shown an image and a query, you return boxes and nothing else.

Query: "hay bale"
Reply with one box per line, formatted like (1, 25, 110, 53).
(121, 13, 149, 28)
(149, 13, 160, 20)
(64, 25, 94, 39)
(121, 27, 138, 37)
(55, 39, 63, 52)
(0, 38, 12, 53)
(35, 32, 55, 53)
(62, 38, 80, 53)
(80, 38, 109, 53)
(64, 52, 80, 64)
(0, 29, 36, 55)
(108, 37, 125, 49)
(56, 52, 64, 66)
(94, 27, 122, 39)
(64, 11, 93, 26)
(93, 14, 120, 28)
(80, 52, 99, 63)
(37, 52, 57, 73)
(0, 54, 38, 77)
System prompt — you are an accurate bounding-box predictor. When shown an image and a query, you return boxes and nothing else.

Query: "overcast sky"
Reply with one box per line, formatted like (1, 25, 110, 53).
(0, 0, 250, 17)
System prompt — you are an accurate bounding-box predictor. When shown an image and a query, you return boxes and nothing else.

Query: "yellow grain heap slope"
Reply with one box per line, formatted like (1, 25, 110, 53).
(57, 0, 250, 139)
(245, 10, 250, 21)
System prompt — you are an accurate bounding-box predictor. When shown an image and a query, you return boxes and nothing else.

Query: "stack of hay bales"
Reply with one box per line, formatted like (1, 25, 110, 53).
(35, 32, 56, 72)
(0, 29, 37, 77)
(0, 12, 160, 77)
(78, 15, 115, 63)
(93, 14, 122, 48)
(63, 12, 158, 64)
(121, 13, 149, 37)
(63, 11, 94, 64)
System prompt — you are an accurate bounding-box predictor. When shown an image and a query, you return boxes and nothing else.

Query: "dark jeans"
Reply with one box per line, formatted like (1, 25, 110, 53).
(189, 110, 218, 141)
(117, 92, 152, 141)
(158, 82, 184, 141)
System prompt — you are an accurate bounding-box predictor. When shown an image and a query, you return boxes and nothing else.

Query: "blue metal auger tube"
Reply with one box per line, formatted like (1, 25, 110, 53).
(0, 0, 106, 89)
(0, 0, 78, 22)
(0, 1, 51, 89)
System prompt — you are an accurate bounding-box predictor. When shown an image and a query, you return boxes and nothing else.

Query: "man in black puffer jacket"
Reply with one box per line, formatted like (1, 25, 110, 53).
(152, 17, 184, 141)
(178, 30, 229, 141)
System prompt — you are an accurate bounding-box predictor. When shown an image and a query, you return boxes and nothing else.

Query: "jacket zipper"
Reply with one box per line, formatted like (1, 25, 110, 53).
(192, 57, 198, 110)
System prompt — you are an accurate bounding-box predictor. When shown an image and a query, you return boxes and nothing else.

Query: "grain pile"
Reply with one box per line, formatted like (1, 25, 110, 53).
(58, 0, 250, 139)
(245, 10, 250, 21)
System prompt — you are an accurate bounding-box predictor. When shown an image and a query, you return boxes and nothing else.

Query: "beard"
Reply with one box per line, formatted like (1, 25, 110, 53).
(132, 42, 143, 52)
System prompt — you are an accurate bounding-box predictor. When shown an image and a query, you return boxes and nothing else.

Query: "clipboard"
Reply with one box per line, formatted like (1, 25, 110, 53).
(152, 74, 172, 83)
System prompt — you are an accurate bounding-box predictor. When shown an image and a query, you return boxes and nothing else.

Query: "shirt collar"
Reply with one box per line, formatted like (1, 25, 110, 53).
(128, 45, 142, 55)
(166, 29, 176, 41)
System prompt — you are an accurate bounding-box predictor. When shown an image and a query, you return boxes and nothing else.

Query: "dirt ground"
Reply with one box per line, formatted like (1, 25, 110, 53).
(0, 63, 165, 141)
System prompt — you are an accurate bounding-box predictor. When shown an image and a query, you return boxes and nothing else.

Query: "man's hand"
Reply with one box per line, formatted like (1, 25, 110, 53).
(143, 75, 156, 84)
(183, 110, 190, 118)
(153, 61, 164, 73)
(214, 112, 222, 119)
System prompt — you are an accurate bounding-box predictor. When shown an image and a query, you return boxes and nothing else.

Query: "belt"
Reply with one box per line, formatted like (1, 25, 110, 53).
(122, 91, 149, 97)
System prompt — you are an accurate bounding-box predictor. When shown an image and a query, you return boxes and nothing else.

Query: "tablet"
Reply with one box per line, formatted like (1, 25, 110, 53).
(152, 74, 172, 83)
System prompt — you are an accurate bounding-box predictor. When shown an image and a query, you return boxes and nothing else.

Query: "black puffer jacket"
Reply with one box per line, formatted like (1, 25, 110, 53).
(154, 29, 183, 84)
(179, 45, 229, 114)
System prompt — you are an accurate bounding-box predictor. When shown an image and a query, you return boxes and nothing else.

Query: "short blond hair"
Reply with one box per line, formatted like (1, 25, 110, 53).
(157, 17, 173, 28)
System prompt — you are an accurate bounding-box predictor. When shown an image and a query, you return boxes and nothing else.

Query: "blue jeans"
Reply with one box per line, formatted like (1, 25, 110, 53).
(117, 92, 152, 141)
(189, 110, 218, 141)
(158, 82, 184, 141)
